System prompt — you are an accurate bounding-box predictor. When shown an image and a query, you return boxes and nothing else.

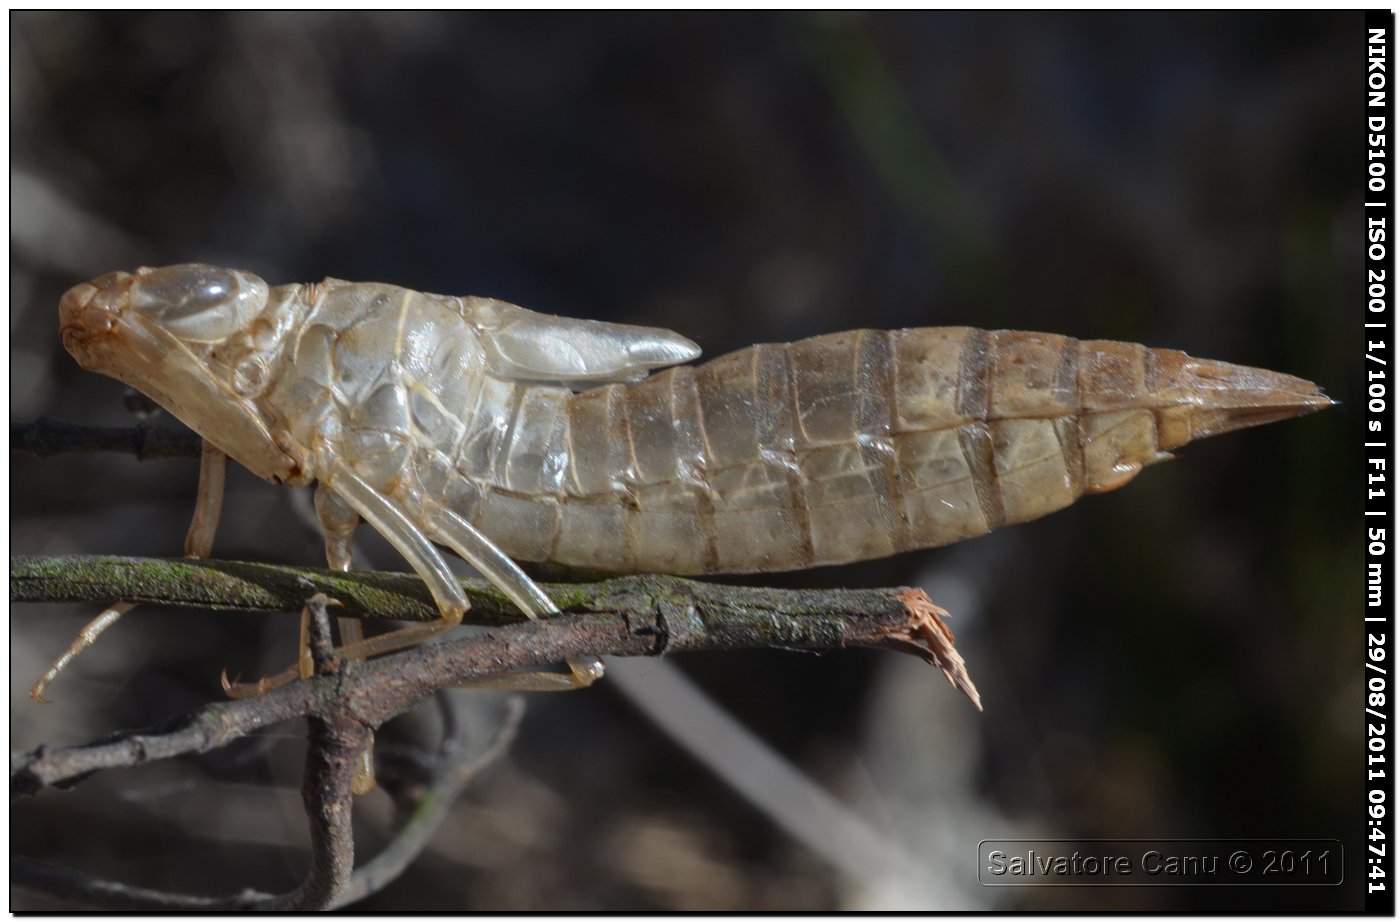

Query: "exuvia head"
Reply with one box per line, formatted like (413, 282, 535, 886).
(62, 264, 269, 350)
(59, 264, 310, 486)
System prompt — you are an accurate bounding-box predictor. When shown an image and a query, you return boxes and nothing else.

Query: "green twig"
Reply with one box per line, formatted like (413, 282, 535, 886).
(12, 553, 942, 640)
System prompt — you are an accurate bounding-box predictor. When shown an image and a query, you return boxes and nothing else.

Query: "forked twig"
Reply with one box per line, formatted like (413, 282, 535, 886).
(12, 568, 976, 909)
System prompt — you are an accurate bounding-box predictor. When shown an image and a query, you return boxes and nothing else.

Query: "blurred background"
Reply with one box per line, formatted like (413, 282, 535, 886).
(11, 11, 1361, 910)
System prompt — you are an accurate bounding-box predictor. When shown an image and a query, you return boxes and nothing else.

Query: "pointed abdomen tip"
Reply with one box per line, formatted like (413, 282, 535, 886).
(1155, 352, 1331, 448)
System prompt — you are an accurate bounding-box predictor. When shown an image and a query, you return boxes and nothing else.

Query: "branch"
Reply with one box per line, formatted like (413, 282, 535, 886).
(13, 554, 514, 625)
(12, 457, 981, 906)
(10, 416, 201, 460)
(333, 695, 527, 908)
(12, 553, 983, 692)
(14, 567, 977, 800)
(267, 595, 365, 911)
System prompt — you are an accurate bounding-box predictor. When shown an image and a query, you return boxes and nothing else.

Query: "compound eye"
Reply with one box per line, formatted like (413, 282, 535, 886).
(130, 264, 266, 340)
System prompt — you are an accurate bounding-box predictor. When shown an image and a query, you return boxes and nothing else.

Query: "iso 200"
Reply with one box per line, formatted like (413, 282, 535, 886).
(1261, 850, 1331, 876)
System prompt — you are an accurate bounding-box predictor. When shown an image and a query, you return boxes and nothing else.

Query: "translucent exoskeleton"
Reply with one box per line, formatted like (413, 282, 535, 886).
(47, 263, 1332, 711)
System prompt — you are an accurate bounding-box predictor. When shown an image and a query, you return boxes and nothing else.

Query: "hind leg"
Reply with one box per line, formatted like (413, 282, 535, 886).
(423, 503, 604, 691)
(275, 498, 606, 691)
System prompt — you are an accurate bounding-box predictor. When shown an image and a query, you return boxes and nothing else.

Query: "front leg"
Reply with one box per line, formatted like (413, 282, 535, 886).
(32, 442, 228, 702)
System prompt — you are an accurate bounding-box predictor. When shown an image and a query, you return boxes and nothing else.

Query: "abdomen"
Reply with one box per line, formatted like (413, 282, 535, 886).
(463, 328, 1326, 575)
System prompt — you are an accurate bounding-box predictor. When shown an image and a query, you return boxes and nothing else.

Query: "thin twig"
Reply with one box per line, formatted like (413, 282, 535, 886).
(11, 552, 964, 635)
(270, 709, 367, 910)
(10, 416, 201, 459)
(304, 594, 340, 674)
(266, 595, 364, 911)
(333, 695, 527, 908)
(9, 857, 272, 911)
(13, 553, 528, 625)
